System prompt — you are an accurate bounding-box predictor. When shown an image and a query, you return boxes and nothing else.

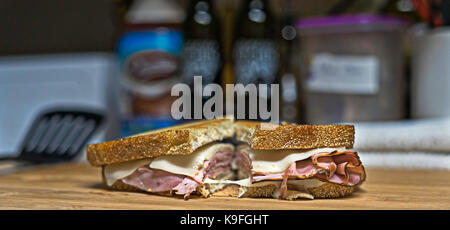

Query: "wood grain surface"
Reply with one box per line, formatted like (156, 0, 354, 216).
(0, 163, 449, 210)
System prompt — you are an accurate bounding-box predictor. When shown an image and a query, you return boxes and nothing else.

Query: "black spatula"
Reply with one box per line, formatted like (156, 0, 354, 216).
(2, 109, 104, 164)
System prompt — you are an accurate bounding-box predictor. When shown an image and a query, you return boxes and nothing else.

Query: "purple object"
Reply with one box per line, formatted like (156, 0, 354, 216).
(296, 14, 409, 29)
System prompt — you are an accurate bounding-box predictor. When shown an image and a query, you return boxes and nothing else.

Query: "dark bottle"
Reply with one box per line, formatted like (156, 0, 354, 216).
(182, 0, 223, 89)
(232, 0, 279, 120)
(378, 0, 421, 22)
(278, 0, 302, 123)
(182, 0, 223, 120)
(378, 0, 420, 119)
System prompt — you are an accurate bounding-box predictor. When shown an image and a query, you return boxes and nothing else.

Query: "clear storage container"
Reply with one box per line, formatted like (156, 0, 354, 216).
(296, 15, 408, 123)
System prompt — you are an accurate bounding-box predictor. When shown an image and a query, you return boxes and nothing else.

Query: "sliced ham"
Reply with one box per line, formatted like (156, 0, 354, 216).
(279, 163, 297, 199)
(120, 151, 233, 199)
(249, 150, 366, 199)
(121, 167, 185, 192)
(311, 150, 366, 186)
(173, 161, 209, 199)
(205, 151, 234, 178)
(173, 151, 236, 199)
(234, 151, 253, 177)
(172, 177, 199, 199)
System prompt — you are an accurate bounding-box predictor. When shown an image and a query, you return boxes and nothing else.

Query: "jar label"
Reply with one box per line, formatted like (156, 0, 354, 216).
(307, 53, 379, 94)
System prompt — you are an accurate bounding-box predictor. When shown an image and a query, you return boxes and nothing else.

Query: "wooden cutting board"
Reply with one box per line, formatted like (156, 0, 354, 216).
(0, 163, 449, 209)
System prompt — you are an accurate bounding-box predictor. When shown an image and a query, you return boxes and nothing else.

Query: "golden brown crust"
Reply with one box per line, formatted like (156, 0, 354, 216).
(307, 182, 355, 198)
(234, 121, 355, 149)
(107, 181, 355, 199)
(87, 117, 234, 166)
(108, 178, 142, 192)
(213, 183, 355, 199)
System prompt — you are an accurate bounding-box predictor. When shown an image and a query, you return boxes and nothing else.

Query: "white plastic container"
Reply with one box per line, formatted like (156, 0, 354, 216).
(296, 15, 408, 123)
(412, 28, 450, 119)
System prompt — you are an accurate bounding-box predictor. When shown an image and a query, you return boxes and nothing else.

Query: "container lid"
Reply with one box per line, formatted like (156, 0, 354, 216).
(126, 0, 185, 24)
(296, 14, 409, 30)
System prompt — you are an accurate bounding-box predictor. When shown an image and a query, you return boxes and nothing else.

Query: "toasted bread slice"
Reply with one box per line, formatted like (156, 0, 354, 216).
(234, 121, 355, 149)
(87, 117, 234, 166)
(213, 182, 355, 199)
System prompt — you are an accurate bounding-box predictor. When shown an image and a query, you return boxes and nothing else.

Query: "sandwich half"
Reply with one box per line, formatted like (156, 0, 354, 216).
(207, 121, 366, 200)
(86, 117, 235, 199)
(86, 118, 366, 200)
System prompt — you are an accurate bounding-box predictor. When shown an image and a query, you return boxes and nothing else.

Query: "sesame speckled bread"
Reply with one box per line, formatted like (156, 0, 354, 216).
(213, 183, 355, 199)
(234, 121, 355, 150)
(87, 117, 234, 166)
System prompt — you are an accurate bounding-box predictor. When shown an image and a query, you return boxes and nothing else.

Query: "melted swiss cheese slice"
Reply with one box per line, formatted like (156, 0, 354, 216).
(104, 143, 233, 186)
(245, 147, 346, 174)
(104, 158, 153, 186)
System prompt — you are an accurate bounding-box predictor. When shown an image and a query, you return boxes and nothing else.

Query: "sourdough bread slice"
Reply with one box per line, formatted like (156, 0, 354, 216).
(87, 117, 234, 166)
(234, 121, 355, 150)
(213, 182, 355, 199)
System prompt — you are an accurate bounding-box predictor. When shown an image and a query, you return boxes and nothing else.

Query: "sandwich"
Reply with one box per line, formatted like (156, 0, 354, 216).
(209, 121, 366, 200)
(86, 118, 366, 200)
(86, 117, 236, 199)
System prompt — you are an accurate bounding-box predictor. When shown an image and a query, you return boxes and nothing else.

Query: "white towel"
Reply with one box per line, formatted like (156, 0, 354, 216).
(358, 152, 450, 170)
(354, 117, 450, 152)
(352, 117, 450, 170)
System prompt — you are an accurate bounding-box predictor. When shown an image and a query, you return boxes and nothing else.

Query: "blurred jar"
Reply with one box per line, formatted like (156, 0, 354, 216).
(296, 15, 408, 123)
(117, 0, 185, 136)
(412, 27, 450, 119)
